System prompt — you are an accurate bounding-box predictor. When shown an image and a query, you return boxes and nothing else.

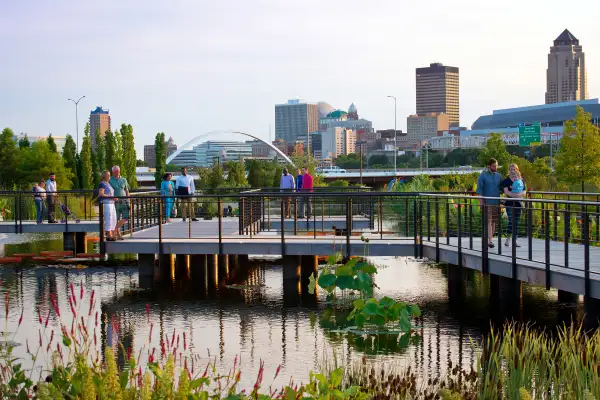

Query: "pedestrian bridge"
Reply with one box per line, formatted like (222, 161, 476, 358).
(3, 189, 600, 303)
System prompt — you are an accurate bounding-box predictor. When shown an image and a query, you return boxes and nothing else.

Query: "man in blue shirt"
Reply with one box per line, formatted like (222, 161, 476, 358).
(295, 169, 303, 218)
(476, 158, 502, 248)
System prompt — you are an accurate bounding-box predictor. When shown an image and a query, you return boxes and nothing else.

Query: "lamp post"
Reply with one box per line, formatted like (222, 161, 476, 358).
(68, 95, 85, 153)
(387, 95, 397, 172)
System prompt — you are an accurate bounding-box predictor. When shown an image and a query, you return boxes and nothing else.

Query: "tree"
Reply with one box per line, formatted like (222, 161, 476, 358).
(335, 153, 364, 169)
(104, 129, 117, 170)
(93, 129, 105, 187)
(136, 159, 148, 167)
(47, 134, 58, 153)
(368, 154, 390, 167)
(225, 159, 247, 187)
(479, 132, 510, 174)
(18, 134, 30, 149)
(445, 148, 481, 167)
(555, 105, 600, 191)
(18, 140, 73, 189)
(154, 132, 166, 188)
(114, 127, 123, 168)
(121, 124, 137, 188)
(79, 126, 93, 190)
(0, 128, 18, 189)
(63, 134, 78, 188)
(207, 162, 225, 189)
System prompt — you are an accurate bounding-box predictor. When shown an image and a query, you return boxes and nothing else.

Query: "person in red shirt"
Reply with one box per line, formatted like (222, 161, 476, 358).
(300, 167, 313, 218)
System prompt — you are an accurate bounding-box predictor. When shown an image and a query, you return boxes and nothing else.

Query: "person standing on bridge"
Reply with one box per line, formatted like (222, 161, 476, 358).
(279, 168, 295, 218)
(176, 166, 198, 222)
(387, 173, 404, 191)
(295, 169, 303, 218)
(160, 173, 176, 223)
(98, 170, 117, 241)
(502, 163, 526, 247)
(476, 158, 502, 248)
(300, 167, 314, 219)
(109, 165, 130, 240)
(46, 172, 58, 223)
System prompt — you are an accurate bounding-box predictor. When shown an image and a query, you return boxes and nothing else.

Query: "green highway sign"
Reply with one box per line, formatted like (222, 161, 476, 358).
(519, 124, 541, 147)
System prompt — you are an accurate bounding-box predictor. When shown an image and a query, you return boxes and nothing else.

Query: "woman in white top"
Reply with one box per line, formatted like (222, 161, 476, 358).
(98, 170, 117, 241)
(34, 180, 47, 223)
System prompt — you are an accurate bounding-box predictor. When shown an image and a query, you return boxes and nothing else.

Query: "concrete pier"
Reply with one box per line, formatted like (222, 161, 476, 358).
(63, 232, 87, 253)
(584, 296, 600, 329)
(300, 255, 318, 279)
(175, 255, 189, 280)
(138, 254, 156, 289)
(558, 290, 579, 304)
(282, 256, 301, 280)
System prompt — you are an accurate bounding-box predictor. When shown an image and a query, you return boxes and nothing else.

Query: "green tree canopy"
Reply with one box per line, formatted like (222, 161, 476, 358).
(368, 154, 390, 167)
(154, 132, 166, 188)
(335, 153, 364, 169)
(121, 124, 137, 188)
(0, 128, 19, 189)
(555, 105, 600, 190)
(104, 129, 117, 170)
(224, 159, 247, 187)
(479, 132, 511, 174)
(18, 140, 73, 189)
(47, 134, 58, 153)
(18, 135, 30, 149)
(63, 134, 78, 188)
(79, 126, 93, 190)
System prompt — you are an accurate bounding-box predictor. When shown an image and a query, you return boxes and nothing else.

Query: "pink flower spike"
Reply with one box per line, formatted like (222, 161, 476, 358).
(26, 339, 30, 354)
(49, 293, 60, 317)
(274, 365, 281, 380)
(37, 307, 42, 324)
(145, 304, 150, 322)
(183, 332, 187, 350)
(44, 310, 50, 328)
(70, 283, 76, 306)
(88, 290, 95, 317)
(80, 281, 84, 300)
(18, 309, 23, 327)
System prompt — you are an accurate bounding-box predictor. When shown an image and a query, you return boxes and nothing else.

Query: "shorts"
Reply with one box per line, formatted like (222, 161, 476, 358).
(115, 201, 130, 220)
(487, 204, 499, 224)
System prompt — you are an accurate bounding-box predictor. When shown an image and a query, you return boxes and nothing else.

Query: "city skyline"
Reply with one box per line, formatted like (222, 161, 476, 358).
(1, 0, 599, 154)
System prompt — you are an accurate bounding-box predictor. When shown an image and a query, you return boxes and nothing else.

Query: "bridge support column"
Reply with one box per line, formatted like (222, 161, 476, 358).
(158, 254, 174, 281)
(76, 232, 87, 254)
(218, 255, 229, 281)
(207, 255, 219, 291)
(63, 232, 75, 252)
(447, 265, 464, 299)
(190, 254, 207, 279)
(237, 255, 249, 265)
(490, 275, 522, 300)
(138, 254, 156, 289)
(301, 255, 318, 279)
(584, 296, 600, 329)
(557, 290, 579, 304)
(282, 256, 301, 280)
(175, 255, 189, 280)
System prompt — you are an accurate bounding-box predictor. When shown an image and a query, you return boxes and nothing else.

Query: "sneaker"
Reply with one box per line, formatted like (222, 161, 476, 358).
(504, 239, 510, 247)
(192, 218, 199, 221)
(182, 218, 186, 222)
(488, 242, 495, 248)
(515, 241, 521, 247)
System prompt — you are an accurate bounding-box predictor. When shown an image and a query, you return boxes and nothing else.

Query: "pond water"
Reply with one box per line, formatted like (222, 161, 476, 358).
(0, 233, 588, 388)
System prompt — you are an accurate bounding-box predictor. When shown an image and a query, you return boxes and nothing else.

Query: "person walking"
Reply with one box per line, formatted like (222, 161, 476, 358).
(46, 172, 58, 223)
(476, 158, 502, 248)
(279, 168, 295, 218)
(295, 168, 303, 218)
(301, 167, 314, 219)
(98, 170, 117, 241)
(502, 163, 526, 247)
(109, 166, 130, 239)
(387, 173, 403, 191)
(34, 179, 47, 224)
(176, 167, 198, 222)
(160, 173, 176, 223)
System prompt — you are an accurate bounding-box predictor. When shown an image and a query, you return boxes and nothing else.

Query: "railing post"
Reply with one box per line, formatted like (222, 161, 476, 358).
(584, 206, 590, 298)
(435, 198, 440, 262)
(218, 197, 223, 255)
(99, 200, 105, 256)
(346, 197, 352, 260)
(13, 194, 17, 233)
(280, 196, 286, 256)
(427, 199, 431, 241)
(468, 199, 473, 250)
(413, 199, 418, 258)
(544, 206, 550, 290)
(445, 198, 450, 245)
(267, 197, 271, 230)
(482, 201, 489, 275)
(553, 202, 558, 240)
(19, 192, 23, 234)
(527, 202, 533, 261)
(313, 196, 317, 239)
(293, 198, 298, 236)
(405, 197, 409, 237)
(378, 198, 383, 240)
(321, 199, 325, 233)
(457, 199, 462, 268)
(418, 198, 423, 259)
(564, 208, 569, 268)
(158, 195, 163, 255)
(511, 205, 517, 279)
(249, 198, 253, 238)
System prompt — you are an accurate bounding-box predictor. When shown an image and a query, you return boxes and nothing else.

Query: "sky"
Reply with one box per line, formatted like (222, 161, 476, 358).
(1, 0, 599, 155)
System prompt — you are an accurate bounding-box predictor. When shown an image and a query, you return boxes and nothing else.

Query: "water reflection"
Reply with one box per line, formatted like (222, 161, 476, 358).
(0, 252, 589, 388)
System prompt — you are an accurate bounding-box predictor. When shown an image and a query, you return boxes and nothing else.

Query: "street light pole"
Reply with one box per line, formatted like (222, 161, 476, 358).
(68, 95, 85, 153)
(387, 96, 397, 173)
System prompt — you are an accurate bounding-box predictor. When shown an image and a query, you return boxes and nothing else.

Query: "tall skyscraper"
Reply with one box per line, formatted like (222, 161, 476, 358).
(545, 29, 588, 104)
(416, 63, 460, 126)
(274, 100, 319, 147)
(89, 106, 111, 149)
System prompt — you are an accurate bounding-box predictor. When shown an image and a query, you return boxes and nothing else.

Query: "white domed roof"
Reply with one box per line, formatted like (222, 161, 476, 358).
(318, 102, 335, 118)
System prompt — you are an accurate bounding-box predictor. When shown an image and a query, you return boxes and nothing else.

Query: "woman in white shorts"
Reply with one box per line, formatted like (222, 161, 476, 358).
(98, 170, 117, 241)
